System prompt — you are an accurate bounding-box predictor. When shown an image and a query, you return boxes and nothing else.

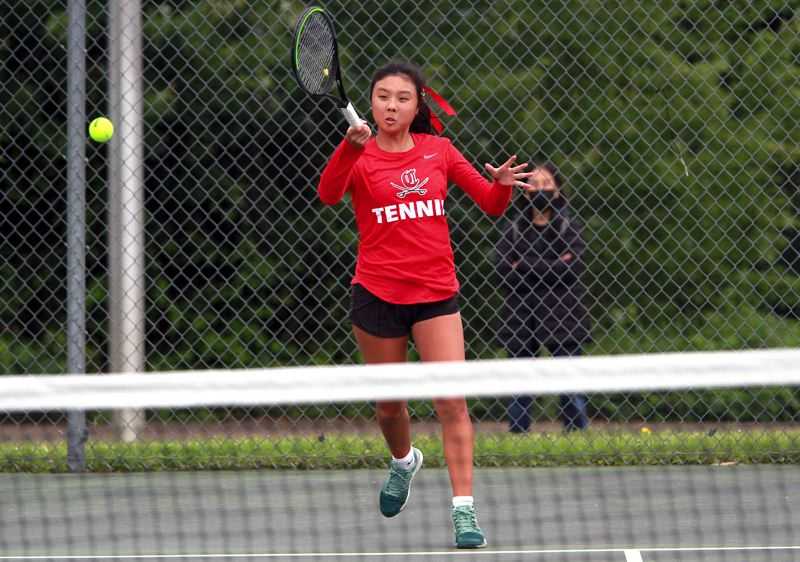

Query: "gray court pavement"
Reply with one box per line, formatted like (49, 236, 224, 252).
(1, 465, 798, 561)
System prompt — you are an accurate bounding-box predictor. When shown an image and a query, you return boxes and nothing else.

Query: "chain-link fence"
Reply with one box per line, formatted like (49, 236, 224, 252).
(2, 1, 799, 444)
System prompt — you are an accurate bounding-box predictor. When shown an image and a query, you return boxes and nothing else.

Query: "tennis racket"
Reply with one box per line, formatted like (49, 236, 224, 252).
(291, 6, 361, 128)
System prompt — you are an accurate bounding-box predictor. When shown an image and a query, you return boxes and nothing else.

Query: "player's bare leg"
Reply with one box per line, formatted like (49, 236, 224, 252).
(412, 312, 486, 548)
(411, 313, 471, 495)
(352, 326, 410, 457)
(353, 326, 422, 517)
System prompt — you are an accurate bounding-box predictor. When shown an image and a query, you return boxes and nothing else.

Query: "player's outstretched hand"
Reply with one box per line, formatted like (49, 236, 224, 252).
(484, 155, 533, 187)
(345, 121, 371, 148)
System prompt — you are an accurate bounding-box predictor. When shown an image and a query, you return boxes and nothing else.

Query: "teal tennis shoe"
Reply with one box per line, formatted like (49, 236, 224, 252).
(378, 447, 423, 517)
(452, 504, 487, 549)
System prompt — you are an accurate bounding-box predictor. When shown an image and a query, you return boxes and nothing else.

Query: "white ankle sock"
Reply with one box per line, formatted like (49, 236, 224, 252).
(452, 496, 474, 508)
(392, 447, 416, 470)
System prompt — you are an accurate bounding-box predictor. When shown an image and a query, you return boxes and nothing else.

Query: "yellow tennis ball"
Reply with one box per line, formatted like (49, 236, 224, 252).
(323, 68, 329, 77)
(89, 117, 114, 143)
(640, 427, 651, 434)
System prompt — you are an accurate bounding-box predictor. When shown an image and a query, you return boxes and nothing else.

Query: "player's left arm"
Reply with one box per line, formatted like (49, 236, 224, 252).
(446, 142, 530, 216)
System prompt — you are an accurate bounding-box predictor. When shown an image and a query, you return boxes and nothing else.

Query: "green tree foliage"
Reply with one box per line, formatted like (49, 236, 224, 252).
(1, 0, 798, 376)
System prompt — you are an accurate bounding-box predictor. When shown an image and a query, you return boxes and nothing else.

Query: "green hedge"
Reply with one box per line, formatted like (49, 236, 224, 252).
(2, 429, 799, 473)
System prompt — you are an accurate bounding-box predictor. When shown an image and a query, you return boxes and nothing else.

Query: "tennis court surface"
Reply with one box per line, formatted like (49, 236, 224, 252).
(2, 350, 799, 561)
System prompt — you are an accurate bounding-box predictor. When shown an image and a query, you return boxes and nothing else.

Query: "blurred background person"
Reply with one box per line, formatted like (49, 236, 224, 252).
(494, 163, 592, 433)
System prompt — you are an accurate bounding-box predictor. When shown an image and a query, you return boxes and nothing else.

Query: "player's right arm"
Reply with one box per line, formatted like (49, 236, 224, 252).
(318, 124, 371, 205)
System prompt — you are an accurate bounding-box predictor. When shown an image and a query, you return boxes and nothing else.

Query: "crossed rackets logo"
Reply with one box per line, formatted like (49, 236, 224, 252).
(391, 168, 429, 199)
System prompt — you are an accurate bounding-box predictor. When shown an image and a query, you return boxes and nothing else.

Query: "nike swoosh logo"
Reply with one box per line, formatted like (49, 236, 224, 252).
(423, 153, 437, 159)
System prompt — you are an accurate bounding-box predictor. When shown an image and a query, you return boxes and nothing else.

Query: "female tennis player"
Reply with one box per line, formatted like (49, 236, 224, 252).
(318, 61, 532, 549)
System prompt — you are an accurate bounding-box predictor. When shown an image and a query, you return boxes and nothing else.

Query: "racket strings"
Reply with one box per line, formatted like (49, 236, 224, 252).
(296, 14, 337, 95)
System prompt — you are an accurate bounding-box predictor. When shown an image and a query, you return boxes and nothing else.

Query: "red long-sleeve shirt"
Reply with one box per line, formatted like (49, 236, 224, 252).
(318, 133, 511, 304)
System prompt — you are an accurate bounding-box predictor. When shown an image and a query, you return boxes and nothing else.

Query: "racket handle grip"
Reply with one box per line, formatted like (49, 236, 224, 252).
(341, 102, 361, 128)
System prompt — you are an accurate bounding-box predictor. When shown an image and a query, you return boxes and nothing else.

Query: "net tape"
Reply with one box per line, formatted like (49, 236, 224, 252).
(2, 348, 799, 412)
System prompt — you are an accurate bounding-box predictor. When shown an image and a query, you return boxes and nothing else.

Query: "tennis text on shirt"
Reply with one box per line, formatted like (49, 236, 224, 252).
(371, 198, 446, 223)
(372, 167, 445, 223)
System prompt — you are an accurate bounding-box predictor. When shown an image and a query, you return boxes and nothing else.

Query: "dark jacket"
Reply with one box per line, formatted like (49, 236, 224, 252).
(495, 203, 591, 348)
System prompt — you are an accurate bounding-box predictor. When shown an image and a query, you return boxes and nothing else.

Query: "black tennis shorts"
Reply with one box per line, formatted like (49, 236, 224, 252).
(350, 283, 460, 338)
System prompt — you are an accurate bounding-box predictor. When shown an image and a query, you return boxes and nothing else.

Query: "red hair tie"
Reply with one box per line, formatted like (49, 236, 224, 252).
(429, 112, 444, 134)
(423, 86, 456, 134)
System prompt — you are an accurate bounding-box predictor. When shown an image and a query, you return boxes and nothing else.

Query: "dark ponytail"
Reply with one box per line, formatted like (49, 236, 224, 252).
(370, 60, 434, 135)
(411, 101, 434, 134)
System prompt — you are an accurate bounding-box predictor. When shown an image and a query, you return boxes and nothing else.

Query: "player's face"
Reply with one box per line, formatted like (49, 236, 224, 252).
(371, 74, 419, 134)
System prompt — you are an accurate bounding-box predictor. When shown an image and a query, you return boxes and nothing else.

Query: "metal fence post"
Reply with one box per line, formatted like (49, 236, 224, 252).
(109, 0, 146, 442)
(66, 0, 88, 472)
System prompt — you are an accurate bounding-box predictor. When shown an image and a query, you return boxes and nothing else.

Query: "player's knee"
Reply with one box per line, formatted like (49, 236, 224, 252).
(376, 401, 407, 420)
(433, 398, 469, 424)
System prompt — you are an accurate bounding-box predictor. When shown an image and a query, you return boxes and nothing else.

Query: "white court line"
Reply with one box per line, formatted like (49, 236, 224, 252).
(624, 550, 643, 562)
(1, 546, 800, 559)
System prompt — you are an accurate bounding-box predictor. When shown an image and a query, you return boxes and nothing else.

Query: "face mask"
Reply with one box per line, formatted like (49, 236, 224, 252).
(529, 190, 555, 211)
